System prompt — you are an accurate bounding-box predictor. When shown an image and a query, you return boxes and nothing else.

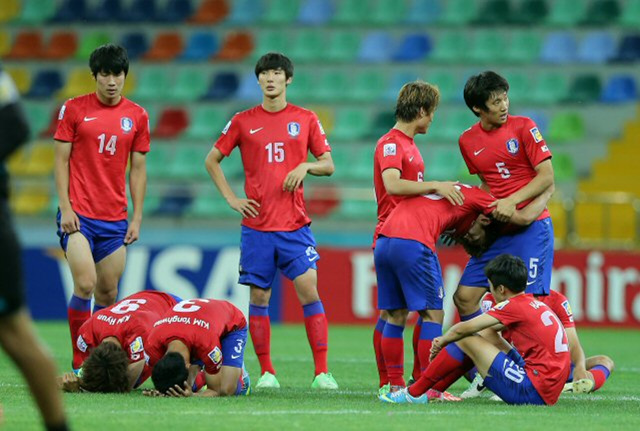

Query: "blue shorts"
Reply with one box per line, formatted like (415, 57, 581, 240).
(459, 218, 554, 295)
(374, 237, 444, 312)
(220, 327, 248, 368)
(238, 225, 318, 288)
(484, 351, 546, 405)
(56, 211, 128, 263)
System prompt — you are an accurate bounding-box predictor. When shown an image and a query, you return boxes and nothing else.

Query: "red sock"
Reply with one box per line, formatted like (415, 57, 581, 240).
(432, 366, 466, 392)
(373, 318, 387, 387)
(409, 343, 472, 397)
(249, 304, 275, 375)
(68, 295, 91, 369)
(590, 365, 611, 391)
(418, 321, 442, 374)
(303, 301, 328, 375)
(411, 317, 422, 380)
(381, 322, 405, 387)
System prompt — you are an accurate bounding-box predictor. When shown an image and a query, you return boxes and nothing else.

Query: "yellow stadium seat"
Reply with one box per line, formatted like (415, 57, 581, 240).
(0, 0, 20, 22)
(308, 106, 335, 136)
(57, 68, 95, 100)
(547, 201, 567, 244)
(10, 188, 50, 216)
(6, 146, 30, 176)
(574, 201, 604, 241)
(25, 143, 55, 176)
(6, 67, 31, 95)
(0, 30, 11, 57)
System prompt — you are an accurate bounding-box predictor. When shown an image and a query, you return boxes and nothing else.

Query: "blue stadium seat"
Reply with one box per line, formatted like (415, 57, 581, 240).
(358, 32, 394, 63)
(179, 31, 218, 61)
(385, 70, 419, 101)
(298, 0, 333, 25)
(203, 72, 240, 100)
(577, 31, 616, 63)
(122, 0, 158, 22)
(405, 0, 442, 24)
(613, 34, 640, 62)
(392, 33, 432, 62)
(85, 0, 122, 21)
(120, 32, 149, 60)
(51, 0, 87, 22)
(227, 0, 262, 24)
(26, 70, 63, 99)
(540, 32, 578, 64)
(157, 0, 193, 22)
(601, 75, 638, 103)
(236, 72, 262, 101)
(517, 110, 549, 135)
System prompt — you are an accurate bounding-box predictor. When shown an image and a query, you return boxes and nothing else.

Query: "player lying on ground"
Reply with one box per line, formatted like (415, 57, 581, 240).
(58, 291, 179, 393)
(380, 254, 571, 405)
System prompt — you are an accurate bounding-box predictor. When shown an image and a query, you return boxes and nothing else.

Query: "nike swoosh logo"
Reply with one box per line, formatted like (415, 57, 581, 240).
(409, 156, 414, 162)
(249, 127, 263, 134)
(474, 148, 485, 156)
(526, 280, 536, 286)
(231, 354, 240, 359)
(84, 117, 97, 122)
(308, 255, 319, 262)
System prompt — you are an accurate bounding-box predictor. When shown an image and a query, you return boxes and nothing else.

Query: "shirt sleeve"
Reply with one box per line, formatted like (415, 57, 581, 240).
(459, 135, 478, 175)
(521, 117, 552, 168)
(550, 293, 575, 328)
(214, 114, 241, 157)
(487, 299, 520, 326)
(132, 108, 151, 153)
(53, 99, 77, 143)
(376, 141, 405, 174)
(308, 112, 331, 158)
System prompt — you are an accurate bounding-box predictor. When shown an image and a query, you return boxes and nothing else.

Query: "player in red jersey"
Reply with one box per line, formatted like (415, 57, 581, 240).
(58, 291, 179, 393)
(145, 299, 249, 397)
(381, 254, 571, 405)
(54, 44, 150, 369)
(372, 81, 465, 391)
(205, 53, 337, 390)
(454, 71, 555, 323)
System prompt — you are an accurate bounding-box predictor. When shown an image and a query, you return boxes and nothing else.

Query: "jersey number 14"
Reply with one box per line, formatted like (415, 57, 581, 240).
(98, 134, 117, 155)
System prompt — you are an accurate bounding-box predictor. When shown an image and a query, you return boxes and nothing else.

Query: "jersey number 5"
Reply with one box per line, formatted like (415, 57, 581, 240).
(495, 162, 511, 179)
(98, 134, 117, 155)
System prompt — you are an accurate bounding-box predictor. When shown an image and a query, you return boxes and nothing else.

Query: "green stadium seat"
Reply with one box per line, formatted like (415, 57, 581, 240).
(424, 148, 462, 181)
(468, 29, 507, 63)
(15, 0, 57, 24)
(505, 72, 534, 104)
(366, 0, 407, 25)
(262, 0, 299, 24)
(369, 111, 396, 140)
(349, 70, 386, 102)
(474, 0, 512, 25)
(290, 29, 324, 63)
(553, 153, 576, 183)
(565, 74, 602, 104)
(429, 31, 468, 63)
(457, 164, 481, 186)
(75, 31, 112, 61)
(145, 104, 160, 131)
(582, 0, 620, 26)
(332, 0, 367, 25)
(326, 31, 361, 63)
(221, 152, 245, 182)
(438, 0, 478, 25)
(547, 112, 585, 143)
(286, 70, 314, 103)
(183, 106, 228, 141)
(328, 145, 353, 181)
(131, 68, 171, 102)
(545, 0, 587, 26)
(530, 72, 570, 105)
(312, 70, 349, 103)
(333, 199, 377, 220)
(331, 108, 371, 142)
(146, 144, 172, 179)
(349, 145, 373, 182)
(167, 68, 209, 102)
(189, 193, 236, 218)
(510, 0, 548, 25)
(251, 30, 289, 62)
(428, 109, 475, 143)
(168, 146, 209, 180)
(506, 30, 542, 64)
(24, 103, 51, 137)
(425, 70, 459, 103)
(619, 0, 640, 27)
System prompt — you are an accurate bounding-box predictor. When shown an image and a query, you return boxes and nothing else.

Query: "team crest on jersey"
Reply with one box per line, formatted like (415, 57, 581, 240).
(208, 346, 222, 366)
(506, 138, 519, 155)
(121, 117, 133, 133)
(383, 143, 396, 157)
(530, 127, 543, 143)
(492, 300, 509, 311)
(77, 335, 88, 353)
(130, 336, 144, 354)
(287, 122, 301, 137)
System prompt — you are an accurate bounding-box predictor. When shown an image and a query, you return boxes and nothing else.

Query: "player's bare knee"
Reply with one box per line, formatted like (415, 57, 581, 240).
(386, 309, 408, 326)
(74, 275, 97, 297)
(250, 287, 270, 307)
(94, 288, 117, 306)
(598, 355, 615, 372)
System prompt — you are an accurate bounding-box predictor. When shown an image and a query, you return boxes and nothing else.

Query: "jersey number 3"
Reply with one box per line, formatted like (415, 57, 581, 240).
(98, 134, 117, 155)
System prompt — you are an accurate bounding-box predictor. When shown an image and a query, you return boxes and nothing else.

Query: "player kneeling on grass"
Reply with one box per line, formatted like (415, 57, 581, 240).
(145, 299, 250, 397)
(380, 254, 571, 405)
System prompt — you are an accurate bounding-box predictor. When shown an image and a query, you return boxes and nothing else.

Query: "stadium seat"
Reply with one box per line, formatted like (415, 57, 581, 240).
(236, 72, 262, 101)
(6, 67, 31, 95)
(51, 0, 87, 22)
(474, 0, 512, 25)
(85, 0, 123, 21)
(601, 75, 638, 103)
(216, 31, 254, 61)
(298, 0, 333, 25)
(619, 0, 640, 27)
(154, 189, 194, 217)
(23, 103, 51, 137)
(332, 0, 366, 25)
(581, 0, 620, 25)
(202, 72, 239, 100)
(348, 145, 373, 182)
(547, 112, 585, 143)
(509, 0, 548, 25)
(540, 32, 578, 64)
(40, 105, 64, 138)
(312, 70, 349, 103)
(577, 31, 616, 63)
(505, 30, 542, 64)
(0, 30, 11, 58)
(392, 33, 432, 62)
(120, 32, 149, 60)
(405, 0, 442, 24)
(27, 70, 63, 99)
(262, 0, 299, 24)
(146, 144, 172, 179)
(290, 29, 325, 63)
(349, 70, 386, 102)
(286, 71, 313, 102)
(15, 0, 56, 24)
(330, 108, 371, 141)
(152, 108, 189, 138)
(369, 111, 396, 140)
(310, 106, 334, 135)
(57, 67, 96, 100)
(24, 144, 55, 176)
(553, 153, 576, 184)
(504, 72, 534, 104)
(131, 68, 171, 102)
(468, 29, 507, 63)
(10, 188, 50, 216)
(144, 32, 184, 61)
(613, 34, 640, 62)
(179, 31, 218, 61)
(516, 109, 549, 135)
(325, 31, 361, 62)
(385, 71, 419, 101)
(75, 31, 111, 61)
(188, 192, 236, 218)
(167, 68, 209, 102)
(183, 106, 229, 141)
(250, 30, 289, 61)
(428, 108, 474, 142)
(121, 0, 158, 22)
(424, 148, 462, 181)
(530, 71, 570, 105)
(333, 199, 377, 220)
(227, 0, 261, 24)
(545, 0, 587, 26)
(6, 31, 44, 60)
(429, 31, 467, 63)
(437, 0, 478, 25)
(565, 74, 602, 104)
(157, 0, 194, 22)
(366, 0, 407, 25)
(0, 0, 19, 22)
(42, 31, 78, 60)
(425, 70, 458, 102)
(168, 146, 210, 180)
(358, 32, 394, 63)
(189, 0, 229, 24)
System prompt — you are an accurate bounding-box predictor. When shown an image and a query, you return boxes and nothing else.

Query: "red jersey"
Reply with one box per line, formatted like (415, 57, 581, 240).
(214, 104, 330, 231)
(379, 185, 494, 251)
(459, 115, 552, 220)
(373, 128, 425, 246)
(484, 290, 576, 331)
(487, 294, 571, 405)
(54, 93, 150, 221)
(146, 299, 247, 375)
(74, 291, 178, 369)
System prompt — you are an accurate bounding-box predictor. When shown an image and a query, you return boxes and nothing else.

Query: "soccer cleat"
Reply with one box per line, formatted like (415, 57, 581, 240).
(567, 378, 595, 394)
(238, 366, 251, 396)
(378, 383, 391, 396)
(460, 372, 487, 399)
(311, 372, 339, 390)
(426, 389, 462, 402)
(562, 382, 574, 393)
(379, 387, 427, 404)
(489, 394, 504, 402)
(256, 372, 280, 389)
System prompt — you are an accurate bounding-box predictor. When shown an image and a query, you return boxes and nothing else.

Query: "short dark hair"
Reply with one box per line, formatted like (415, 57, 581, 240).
(89, 44, 129, 78)
(151, 352, 189, 394)
(395, 80, 440, 122)
(254, 52, 294, 79)
(484, 254, 528, 293)
(80, 342, 130, 393)
(458, 220, 504, 258)
(463, 71, 509, 117)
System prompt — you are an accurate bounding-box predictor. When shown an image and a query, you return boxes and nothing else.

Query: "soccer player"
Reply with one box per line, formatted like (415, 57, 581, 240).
(59, 290, 180, 393)
(381, 254, 571, 405)
(372, 80, 465, 391)
(454, 71, 555, 322)
(54, 43, 150, 367)
(0, 66, 69, 431)
(146, 299, 250, 397)
(204, 52, 337, 390)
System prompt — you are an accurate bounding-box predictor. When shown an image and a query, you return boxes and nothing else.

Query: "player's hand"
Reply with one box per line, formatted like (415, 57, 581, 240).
(166, 381, 194, 397)
(124, 219, 141, 245)
(57, 372, 81, 392)
(433, 182, 465, 206)
(60, 208, 80, 234)
(142, 389, 166, 397)
(430, 337, 443, 361)
(489, 198, 517, 222)
(573, 368, 593, 383)
(228, 197, 260, 218)
(283, 163, 309, 192)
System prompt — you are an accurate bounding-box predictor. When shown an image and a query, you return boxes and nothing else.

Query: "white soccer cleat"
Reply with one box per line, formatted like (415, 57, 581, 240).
(460, 373, 487, 399)
(567, 378, 595, 394)
(489, 394, 504, 402)
(255, 371, 281, 389)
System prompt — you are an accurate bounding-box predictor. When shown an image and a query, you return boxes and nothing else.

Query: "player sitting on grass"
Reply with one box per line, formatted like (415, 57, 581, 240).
(380, 254, 571, 405)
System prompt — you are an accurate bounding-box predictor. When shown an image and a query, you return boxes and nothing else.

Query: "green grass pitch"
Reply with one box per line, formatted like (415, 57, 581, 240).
(1, 323, 639, 430)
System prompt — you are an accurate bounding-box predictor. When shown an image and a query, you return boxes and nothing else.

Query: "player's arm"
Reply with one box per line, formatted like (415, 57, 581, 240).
(491, 159, 554, 222)
(54, 139, 80, 233)
(126, 151, 146, 245)
(283, 151, 335, 192)
(126, 360, 145, 390)
(565, 326, 590, 381)
(381, 169, 464, 205)
(478, 174, 491, 193)
(431, 314, 504, 359)
(205, 147, 259, 218)
(509, 183, 555, 226)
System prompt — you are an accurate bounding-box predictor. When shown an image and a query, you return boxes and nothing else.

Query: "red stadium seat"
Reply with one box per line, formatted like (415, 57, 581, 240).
(215, 31, 254, 61)
(42, 31, 78, 60)
(152, 108, 189, 138)
(190, 0, 229, 24)
(6, 30, 44, 59)
(143, 32, 184, 61)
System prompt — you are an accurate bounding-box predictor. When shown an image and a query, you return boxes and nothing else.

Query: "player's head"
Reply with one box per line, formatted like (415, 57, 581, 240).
(254, 52, 293, 99)
(395, 80, 441, 134)
(485, 254, 528, 300)
(80, 341, 130, 393)
(151, 352, 189, 395)
(463, 71, 510, 125)
(89, 44, 129, 103)
(457, 214, 501, 257)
